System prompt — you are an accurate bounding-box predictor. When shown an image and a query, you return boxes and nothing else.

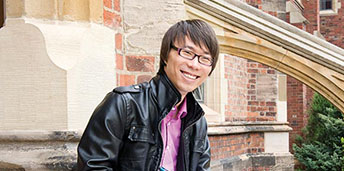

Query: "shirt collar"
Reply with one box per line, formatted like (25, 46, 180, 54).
(176, 98, 187, 119)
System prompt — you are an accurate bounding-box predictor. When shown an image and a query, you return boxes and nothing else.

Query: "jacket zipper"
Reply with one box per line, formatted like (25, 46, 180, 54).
(156, 101, 178, 171)
(181, 110, 205, 171)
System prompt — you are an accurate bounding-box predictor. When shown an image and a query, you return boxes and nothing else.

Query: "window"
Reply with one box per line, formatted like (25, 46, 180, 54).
(320, 0, 333, 10)
(193, 84, 205, 103)
(319, 0, 340, 16)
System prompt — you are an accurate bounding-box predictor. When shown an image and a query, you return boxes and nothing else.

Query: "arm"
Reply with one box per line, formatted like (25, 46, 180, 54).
(77, 92, 127, 171)
(197, 135, 211, 170)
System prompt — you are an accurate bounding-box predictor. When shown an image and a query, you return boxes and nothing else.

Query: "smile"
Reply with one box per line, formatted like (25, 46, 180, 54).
(181, 70, 199, 80)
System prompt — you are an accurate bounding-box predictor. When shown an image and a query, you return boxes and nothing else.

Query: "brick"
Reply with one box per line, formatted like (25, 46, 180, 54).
(248, 101, 259, 106)
(248, 90, 256, 95)
(126, 56, 155, 72)
(258, 63, 268, 68)
(103, 0, 112, 9)
(267, 70, 275, 74)
(119, 74, 135, 86)
(116, 54, 123, 70)
(114, 0, 120, 12)
(248, 69, 258, 73)
(103, 9, 121, 28)
(266, 102, 276, 106)
(137, 75, 152, 83)
(115, 33, 122, 50)
(249, 79, 256, 83)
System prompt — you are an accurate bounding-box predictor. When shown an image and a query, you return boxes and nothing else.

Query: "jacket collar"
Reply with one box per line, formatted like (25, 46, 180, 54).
(151, 71, 204, 120)
(152, 72, 181, 116)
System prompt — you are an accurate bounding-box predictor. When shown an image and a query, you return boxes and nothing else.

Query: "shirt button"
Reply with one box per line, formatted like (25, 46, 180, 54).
(166, 146, 170, 150)
(167, 122, 171, 126)
(172, 107, 176, 110)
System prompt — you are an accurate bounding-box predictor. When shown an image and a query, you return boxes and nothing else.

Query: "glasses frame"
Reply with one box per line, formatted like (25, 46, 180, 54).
(171, 45, 213, 66)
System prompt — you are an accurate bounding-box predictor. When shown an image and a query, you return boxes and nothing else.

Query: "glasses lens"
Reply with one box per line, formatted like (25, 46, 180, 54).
(178, 48, 213, 66)
(199, 56, 213, 66)
(179, 49, 195, 59)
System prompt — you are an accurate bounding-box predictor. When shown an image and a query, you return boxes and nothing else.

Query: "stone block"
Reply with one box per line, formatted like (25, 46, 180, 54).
(5, 0, 24, 17)
(61, 0, 89, 21)
(25, 0, 55, 19)
(123, 0, 186, 55)
(90, 0, 103, 23)
(0, 19, 67, 130)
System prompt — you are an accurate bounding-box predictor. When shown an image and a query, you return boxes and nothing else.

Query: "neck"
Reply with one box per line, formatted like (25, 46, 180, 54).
(175, 94, 186, 108)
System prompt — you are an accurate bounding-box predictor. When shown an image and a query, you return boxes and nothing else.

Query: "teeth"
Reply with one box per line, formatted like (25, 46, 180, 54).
(183, 72, 197, 79)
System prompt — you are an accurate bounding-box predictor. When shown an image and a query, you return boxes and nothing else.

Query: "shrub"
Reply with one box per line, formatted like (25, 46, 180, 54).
(293, 93, 344, 171)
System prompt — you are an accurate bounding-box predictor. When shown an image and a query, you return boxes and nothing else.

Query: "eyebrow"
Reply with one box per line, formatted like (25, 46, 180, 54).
(184, 45, 210, 55)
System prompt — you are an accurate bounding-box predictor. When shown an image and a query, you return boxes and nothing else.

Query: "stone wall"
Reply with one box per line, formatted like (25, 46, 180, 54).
(0, 0, 295, 170)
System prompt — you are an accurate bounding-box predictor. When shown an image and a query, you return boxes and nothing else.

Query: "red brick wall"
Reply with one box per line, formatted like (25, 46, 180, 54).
(225, 54, 249, 121)
(302, 0, 319, 34)
(210, 133, 264, 160)
(224, 55, 278, 122)
(287, 77, 313, 151)
(245, 0, 262, 9)
(320, 1, 344, 48)
(247, 61, 277, 122)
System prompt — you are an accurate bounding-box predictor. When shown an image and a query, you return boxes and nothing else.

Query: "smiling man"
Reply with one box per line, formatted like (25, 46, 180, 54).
(77, 19, 219, 171)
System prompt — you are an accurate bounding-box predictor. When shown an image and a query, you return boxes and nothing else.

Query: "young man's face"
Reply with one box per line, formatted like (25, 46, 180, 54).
(164, 36, 212, 98)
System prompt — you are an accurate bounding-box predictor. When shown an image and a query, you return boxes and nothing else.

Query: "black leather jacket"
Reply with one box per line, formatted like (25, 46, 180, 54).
(77, 73, 211, 171)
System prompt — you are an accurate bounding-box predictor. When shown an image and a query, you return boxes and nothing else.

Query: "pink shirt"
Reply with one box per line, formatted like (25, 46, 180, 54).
(160, 98, 187, 171)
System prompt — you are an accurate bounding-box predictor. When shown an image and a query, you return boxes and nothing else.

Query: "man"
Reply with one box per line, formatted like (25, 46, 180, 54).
(77, 19, 219, 171)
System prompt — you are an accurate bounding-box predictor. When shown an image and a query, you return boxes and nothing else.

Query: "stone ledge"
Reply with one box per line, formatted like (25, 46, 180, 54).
(0, 161, 25, 171)
(208, 122, 292, 135)
(211, 152, 294, 171)
(0, 130, 82, 142)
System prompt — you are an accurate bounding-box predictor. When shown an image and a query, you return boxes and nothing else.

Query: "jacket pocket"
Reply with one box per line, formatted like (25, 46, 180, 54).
(128, 125, 155, 144)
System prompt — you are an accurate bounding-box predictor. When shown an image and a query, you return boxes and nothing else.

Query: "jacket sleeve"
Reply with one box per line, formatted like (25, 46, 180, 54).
(197, 134, 211, 170)
(77, 92, 127, 171)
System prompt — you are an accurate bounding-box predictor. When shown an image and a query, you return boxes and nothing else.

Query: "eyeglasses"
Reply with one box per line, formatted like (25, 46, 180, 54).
(171, 45, 213, 66)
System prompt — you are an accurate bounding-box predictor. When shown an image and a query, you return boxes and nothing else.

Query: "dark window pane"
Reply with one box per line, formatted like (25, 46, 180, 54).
(320, 0, 333, 10)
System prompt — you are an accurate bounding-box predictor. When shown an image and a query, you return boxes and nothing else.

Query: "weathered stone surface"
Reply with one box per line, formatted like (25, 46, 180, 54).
(0, 161, 25, 171)
(257, 74, 277, 101)
(25, 0, 56, 19)
(0, 19, 67, 130)
(61, 0, 89, 21)
(89, 0, 103, 23)
(5, 0, 24, 17)
(211, 153, 294, 171)
(124, 0, 186, 55)
(0, 131, 79, 170)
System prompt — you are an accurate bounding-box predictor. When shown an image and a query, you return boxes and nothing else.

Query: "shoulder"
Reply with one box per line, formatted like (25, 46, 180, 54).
(113, 82, 150, 94)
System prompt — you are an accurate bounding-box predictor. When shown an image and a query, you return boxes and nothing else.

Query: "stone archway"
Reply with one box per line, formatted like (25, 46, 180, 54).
(185, 0, 344, 113)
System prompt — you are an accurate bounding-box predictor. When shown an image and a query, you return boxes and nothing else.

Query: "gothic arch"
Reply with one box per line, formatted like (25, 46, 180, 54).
(186, 0, 344, 112)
